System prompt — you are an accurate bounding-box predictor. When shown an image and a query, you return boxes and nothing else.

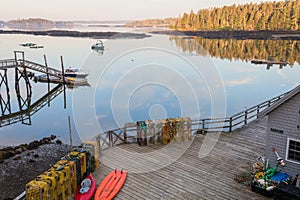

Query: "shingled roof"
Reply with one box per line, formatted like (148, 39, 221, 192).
(258, 84, 300, 118)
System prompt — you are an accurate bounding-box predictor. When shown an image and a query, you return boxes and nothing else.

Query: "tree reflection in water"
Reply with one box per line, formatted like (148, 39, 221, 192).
(170, 36, 300, 66)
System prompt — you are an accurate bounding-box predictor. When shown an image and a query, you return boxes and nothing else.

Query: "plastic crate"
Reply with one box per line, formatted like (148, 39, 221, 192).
(251, 182, 274, 197)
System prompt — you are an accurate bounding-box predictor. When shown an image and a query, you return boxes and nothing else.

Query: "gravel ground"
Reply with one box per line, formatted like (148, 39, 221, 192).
(0, 143, 70, 200)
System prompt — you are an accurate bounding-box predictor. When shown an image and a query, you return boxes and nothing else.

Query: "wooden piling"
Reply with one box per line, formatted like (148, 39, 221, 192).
(60, 56, 65, 84)
(43, 54, 50, 106)
(68, 115, 73, 151)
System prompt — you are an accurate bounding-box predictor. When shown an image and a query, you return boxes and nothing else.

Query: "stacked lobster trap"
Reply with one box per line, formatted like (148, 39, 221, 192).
(136, 117, 192, 146)
(25, 141, 99, 200)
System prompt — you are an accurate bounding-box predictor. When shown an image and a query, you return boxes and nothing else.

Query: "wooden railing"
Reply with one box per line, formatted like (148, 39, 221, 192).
(191, 91, 289, 134)
(95, 124, 138, 151)
(95, 128, 125, 150)
(94, 90, 289, 150)
(0, 59, 17, 69)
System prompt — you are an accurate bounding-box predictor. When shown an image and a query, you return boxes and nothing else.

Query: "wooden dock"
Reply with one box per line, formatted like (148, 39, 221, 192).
(251, 59, 289, 69)
(92, 117, 270, 200)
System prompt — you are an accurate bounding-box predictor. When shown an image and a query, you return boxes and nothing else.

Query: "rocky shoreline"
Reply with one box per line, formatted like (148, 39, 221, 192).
(0, 29, 150, 39)
(0, 136, 70, 200)
(0, 135, 61, 161)
(151, 30, 300, 40)
(1, 29, 299, 41)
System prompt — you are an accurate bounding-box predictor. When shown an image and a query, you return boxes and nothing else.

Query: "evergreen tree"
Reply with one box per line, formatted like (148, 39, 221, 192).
(172, 0, 300, 31)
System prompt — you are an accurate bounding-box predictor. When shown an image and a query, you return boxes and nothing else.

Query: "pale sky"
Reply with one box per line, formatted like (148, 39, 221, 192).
(1, 0, 277, 21)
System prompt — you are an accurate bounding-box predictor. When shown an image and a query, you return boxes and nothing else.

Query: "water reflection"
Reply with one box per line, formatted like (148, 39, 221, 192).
(170, 36, 300, 66)
(0, 84, 64, 127)
(1, 33, 300, 146)
(91, 48, 104, 56)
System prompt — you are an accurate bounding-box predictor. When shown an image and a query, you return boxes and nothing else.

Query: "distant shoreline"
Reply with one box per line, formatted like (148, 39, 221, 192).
(1, 29, 299, 40)
(151, 30, 300, 40)
(0, 29, 150, 39)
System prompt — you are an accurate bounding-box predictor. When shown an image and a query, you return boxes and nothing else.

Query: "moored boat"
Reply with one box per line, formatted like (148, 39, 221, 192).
(91, 40, 104, 51)
(29, 45, 44, 49)
(63, 68, 89, 78)
(20, 43, 36, 47)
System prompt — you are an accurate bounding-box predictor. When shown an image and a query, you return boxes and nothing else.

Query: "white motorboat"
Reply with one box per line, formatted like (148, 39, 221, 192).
(91, 40, 104, 51)
(63, 68, 88, 78)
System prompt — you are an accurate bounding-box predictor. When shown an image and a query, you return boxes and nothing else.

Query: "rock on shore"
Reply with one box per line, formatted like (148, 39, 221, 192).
(0, 137, 70, 200)
(0, 135, 59, 161)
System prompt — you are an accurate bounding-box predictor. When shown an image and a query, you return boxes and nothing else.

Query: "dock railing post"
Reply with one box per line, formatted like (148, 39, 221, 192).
(108, 131, 113, 147)
(202, 119, 205, 134)
(244, 110, 248, 125)
(123, 127, 127, 144)
(229, 117, 233, 132)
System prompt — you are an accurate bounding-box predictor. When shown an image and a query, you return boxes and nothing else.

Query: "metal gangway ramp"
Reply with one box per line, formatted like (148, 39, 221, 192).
(0, 51, 64, 79)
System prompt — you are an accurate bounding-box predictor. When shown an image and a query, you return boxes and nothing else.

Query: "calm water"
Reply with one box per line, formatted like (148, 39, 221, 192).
(0, 29, 299, 146)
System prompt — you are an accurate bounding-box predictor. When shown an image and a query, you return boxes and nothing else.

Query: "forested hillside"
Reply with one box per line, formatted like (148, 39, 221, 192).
(128, 0, 300, 31)
(175, 0, 300, 30)
(126, 18, 176, 27)
(170, 36, 300, 65)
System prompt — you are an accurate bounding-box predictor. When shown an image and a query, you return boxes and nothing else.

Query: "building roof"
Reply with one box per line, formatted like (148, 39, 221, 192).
(258, 84, 300, 118)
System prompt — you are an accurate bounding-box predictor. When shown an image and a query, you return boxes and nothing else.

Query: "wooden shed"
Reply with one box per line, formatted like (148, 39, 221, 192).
(259, 85, 300, 177)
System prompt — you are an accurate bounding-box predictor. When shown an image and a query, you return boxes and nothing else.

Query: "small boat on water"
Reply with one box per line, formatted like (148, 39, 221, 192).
(63, 68, 89, 78)
(91, 40, 104, 51)
(20, 43, 44, 49)
(20, 43, 36, 47)
(29, 45, 44, 49)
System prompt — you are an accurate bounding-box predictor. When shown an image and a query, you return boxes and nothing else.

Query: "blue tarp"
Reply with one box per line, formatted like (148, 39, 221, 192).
(271, 172, 290, 183)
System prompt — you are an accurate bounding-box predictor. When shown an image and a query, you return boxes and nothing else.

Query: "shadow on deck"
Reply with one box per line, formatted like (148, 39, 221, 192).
(93, 117, 270, 200)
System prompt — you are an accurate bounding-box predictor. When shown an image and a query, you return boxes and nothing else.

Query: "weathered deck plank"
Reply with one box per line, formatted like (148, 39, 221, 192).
(93, 117, 270, 199)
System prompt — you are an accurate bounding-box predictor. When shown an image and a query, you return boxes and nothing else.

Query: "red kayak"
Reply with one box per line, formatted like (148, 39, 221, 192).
(94, 169, 127, 200)
(74, 173, 96, 200)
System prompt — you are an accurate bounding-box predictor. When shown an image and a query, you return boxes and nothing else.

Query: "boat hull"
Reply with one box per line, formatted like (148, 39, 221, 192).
(74, 173, 96, 200)
(94, 169, 127, 200)
(64, 73, 88, 78)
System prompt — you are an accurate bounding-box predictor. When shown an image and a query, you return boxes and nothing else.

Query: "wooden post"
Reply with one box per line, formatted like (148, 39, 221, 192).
(44, 55, 50, 82)
(229, 117, 233, 132)
(202, 119, 205, 134)
(244, 110, 248, 125)
(44, 55, 50, 106)
(123, 127, 127, 144)
(68, 116, 73, 151)
(0, 69, 11, 115)
(60, 56, 67, 109)
(108, 131, 113, 147)
(60, 56, 65, 84)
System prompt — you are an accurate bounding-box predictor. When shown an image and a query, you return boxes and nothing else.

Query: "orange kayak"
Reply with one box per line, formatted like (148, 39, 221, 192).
(94, 169, 127, 200)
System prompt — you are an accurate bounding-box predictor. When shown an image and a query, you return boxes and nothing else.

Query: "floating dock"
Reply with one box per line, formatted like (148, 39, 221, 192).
(34, 74, 89, 86)
(251, 59, 289, 66)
